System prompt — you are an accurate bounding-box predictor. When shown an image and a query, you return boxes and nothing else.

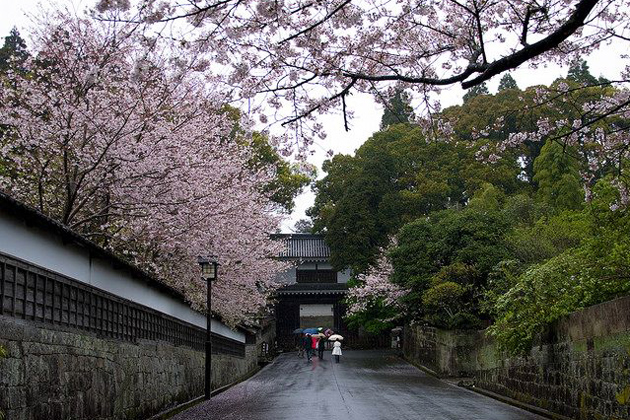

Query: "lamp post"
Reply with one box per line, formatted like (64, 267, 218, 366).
(198, 255, 219, 400)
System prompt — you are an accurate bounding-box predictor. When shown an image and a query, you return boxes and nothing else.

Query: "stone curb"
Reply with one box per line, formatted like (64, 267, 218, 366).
(459, 385, 573, 420)
(400, 355, 442, 379)
(400, 355, 570, 420)
(147, 357, 278, 420)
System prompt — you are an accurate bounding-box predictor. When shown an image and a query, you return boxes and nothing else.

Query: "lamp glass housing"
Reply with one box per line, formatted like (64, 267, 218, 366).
(202, 263, 214, 280)
(198, 256, 218, 281)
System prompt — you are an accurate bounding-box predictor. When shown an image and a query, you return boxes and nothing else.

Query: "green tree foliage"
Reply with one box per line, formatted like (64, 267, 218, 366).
(0, 27, 29, 74)
(443, 76, 617, 183)
(0, 28, 30, 181)
(292, 218, 313, 233)
(390, 205, 510, 327)
(507, 210, 589, 264)
(309, 124, 521, 272)
(380, 89, 415, 129)
(490, 178, 630, 354)
(248, 132, 313, 212)
(219, 106, 313, 212)
(498, 73, 518, 91)
(566, 58, 598, 86)
(316, 70, 627, 346)
(533, 140, 584, 210)
(345, 299, 402, 334)
(462, 82, 489, 103)
(442, 85, 545, 182)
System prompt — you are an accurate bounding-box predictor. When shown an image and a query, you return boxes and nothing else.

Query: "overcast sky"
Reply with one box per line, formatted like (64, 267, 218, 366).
(2, 0, 628, 232)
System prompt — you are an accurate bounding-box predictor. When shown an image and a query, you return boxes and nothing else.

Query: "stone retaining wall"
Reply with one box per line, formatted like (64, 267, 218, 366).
(0, 317, 261, 420)
(404, 296, 630, 420)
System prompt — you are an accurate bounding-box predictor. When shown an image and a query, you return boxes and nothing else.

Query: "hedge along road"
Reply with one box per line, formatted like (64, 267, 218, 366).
(173, 349, 545, 420)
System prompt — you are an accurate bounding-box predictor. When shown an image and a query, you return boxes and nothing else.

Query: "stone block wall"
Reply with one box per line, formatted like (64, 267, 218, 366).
(211, 345, 259, 391)
(404, 296, 630, 420)
(403, 326, 484, 377)
(0, 317, 260, 420)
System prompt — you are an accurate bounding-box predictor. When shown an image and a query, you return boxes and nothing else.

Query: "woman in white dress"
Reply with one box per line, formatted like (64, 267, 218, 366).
(332, 340, 342, 363)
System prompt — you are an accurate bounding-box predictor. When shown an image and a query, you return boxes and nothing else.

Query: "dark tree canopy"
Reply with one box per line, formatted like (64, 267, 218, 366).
(0, 27, 29, 73)
(498, 74, 519, 91)
(292, 218, 314, 233)
(567, 59, 598, 86)
(532, 140, 584, 210)
(309, 123, 524, 272)
(463, 82, 490, 103)
(380, 90, 415, 129)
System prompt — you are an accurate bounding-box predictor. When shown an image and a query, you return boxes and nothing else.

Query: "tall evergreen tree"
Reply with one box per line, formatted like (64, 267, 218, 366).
(0, 27, 29, 73)
(462, 82, 489, 103)
(566, 59, 597, 86)
(380, 90, 415, 129)
(498, 73, 519, 91)
(533, 140, 584, 210)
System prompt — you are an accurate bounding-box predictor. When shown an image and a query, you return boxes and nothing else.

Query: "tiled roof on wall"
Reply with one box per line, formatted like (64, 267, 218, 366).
(271, 234, 330, 259)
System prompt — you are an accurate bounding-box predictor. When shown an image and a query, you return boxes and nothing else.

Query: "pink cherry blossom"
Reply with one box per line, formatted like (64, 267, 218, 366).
(346, 247, 408, 321)
(95, 0, 627, 149)
(0, 9, 288, 326)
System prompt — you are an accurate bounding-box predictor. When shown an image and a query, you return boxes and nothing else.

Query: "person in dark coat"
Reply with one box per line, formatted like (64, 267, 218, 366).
(302, 334, 313, 361)
(317, 336, 325, 360)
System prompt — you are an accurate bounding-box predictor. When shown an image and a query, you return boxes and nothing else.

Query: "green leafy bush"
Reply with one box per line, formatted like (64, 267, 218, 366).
(345, 301, 401, 334)
(490, 180, 630, 354)
(488, 252, 583, 354)
(421, 281, 480, 329)
(391, 206, 510, 328)
(507, 210, 589, 264)
(480, 259, 523, 317)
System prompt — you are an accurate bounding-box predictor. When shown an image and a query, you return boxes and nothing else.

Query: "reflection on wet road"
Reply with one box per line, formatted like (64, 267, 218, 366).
(173, 350, 545, 420)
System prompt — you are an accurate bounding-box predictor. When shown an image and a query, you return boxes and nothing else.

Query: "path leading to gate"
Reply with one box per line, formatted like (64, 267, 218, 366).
(173, 350, 545, 420)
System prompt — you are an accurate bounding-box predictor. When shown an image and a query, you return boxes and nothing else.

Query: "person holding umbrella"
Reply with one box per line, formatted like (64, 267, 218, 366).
(297, 334, 305, 358)
(317, 335, 326, 360)
(302, 334, 313, 362)
(329, 334, 343, 363)
(310, 334, 319, 359)
(332, 340, 342, 363)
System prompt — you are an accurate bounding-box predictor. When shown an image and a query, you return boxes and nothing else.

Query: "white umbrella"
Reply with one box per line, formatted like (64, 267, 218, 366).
(328, 334, 344, 341)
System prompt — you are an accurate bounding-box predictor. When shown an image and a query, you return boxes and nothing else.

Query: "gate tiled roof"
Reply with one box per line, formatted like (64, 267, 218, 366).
(272, 234, 330, 260)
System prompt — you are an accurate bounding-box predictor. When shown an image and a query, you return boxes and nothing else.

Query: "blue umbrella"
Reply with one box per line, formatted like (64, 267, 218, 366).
(303, 328, 319, 334)
(292, 328, 304, 334)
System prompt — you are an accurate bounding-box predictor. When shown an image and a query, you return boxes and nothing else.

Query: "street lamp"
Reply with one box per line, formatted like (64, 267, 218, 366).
(198, 255, 219, 400)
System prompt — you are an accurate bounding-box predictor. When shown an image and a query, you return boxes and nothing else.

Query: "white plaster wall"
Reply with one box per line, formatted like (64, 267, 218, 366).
(300, 304, 333, 316)
(0, 213, 91, 282)
(0, 209, 245, 343)
(338, 269, 352, 283)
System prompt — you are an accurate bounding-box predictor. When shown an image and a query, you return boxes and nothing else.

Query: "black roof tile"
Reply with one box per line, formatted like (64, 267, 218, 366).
(271, 234, 330, 260)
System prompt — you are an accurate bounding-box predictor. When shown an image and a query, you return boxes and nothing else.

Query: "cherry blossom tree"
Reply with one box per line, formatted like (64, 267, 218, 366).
(346, 247, 408, 332)
(95, 0, 627, 135)
(92, 0, 630, 203)
(0, 9, 287, 325)
(468, 76, 630, 204)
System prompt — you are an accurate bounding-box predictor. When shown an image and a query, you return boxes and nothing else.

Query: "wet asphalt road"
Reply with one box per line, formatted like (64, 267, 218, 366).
(173, 350, 545, 420)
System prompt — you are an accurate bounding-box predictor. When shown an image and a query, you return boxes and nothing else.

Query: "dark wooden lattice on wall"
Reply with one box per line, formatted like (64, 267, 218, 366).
(0, 253, 245, 357)
(296, 269, 337, 284)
